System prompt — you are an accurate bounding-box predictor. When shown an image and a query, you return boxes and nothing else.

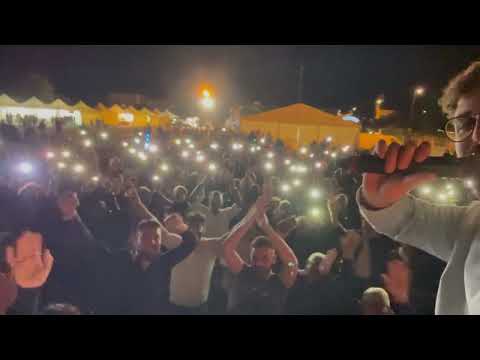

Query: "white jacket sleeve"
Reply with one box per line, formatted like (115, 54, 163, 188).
(356, 188, 469, 263)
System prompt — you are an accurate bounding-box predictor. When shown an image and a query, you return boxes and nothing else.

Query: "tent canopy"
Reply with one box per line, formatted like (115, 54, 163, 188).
(241, 103, 359, 128)
(240, 103, 360, 149)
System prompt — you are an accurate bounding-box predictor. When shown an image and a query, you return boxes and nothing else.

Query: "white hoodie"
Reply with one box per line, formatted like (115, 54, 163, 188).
(357, 189, 480, 315)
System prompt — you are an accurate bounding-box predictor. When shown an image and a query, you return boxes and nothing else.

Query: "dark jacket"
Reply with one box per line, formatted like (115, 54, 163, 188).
(104, 230, 197, 315)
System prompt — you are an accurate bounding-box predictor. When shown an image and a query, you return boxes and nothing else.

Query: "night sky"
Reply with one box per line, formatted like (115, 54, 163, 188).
(1, 45, 479, 123)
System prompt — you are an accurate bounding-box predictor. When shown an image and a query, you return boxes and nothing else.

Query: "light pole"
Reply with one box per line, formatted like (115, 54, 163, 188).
(409, 86, 425, 128)
(198, 88, 216, 129)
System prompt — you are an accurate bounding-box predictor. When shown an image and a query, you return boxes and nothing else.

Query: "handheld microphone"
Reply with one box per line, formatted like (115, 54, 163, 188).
(339, 153, 479, 179)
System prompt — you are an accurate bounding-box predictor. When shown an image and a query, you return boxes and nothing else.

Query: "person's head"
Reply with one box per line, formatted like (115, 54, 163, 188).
(41, 303, 81, 315)
(136, 219, 162, 259)
(360, 288, 392, 315)
(305, 251, 337, 278)
(109, 156, 122, 172)
(440, 61, 480, 159)
(173, 185, 188, 202)
(209, 191, 223, 211)
(185, 212, 206, 238)
(275, 200, 291, 219)
(250, 236, 276, 270)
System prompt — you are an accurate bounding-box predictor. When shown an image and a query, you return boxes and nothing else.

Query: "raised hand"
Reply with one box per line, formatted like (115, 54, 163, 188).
(361, 140, 436, 210)
(381, 259, 411, 305)
(5, 232, 54, 289)
(318, 248, 338, 275)
(164, 213, 189, 235)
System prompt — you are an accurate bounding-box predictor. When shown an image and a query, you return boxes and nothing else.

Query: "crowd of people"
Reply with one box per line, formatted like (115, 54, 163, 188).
(0, 113, 447, 315)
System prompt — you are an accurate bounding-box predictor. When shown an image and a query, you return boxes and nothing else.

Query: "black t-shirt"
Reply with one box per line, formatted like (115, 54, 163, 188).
(227, 266, 288, 315)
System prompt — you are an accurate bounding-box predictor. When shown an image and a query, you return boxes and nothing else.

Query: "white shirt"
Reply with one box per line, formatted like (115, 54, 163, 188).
(191, 203, 241, 238)
(357, 189, 480, 315)
(169, 236, 224, 308)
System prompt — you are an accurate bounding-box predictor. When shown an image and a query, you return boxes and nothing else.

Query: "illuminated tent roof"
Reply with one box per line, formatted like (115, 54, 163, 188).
(74, 101, 96, 111)
(0, 94, 20, 107)
(20, 96, 46, 108)
(241, 103, 359, 128)
(49, 99, 72, 110)
(109, 104, 124, 112)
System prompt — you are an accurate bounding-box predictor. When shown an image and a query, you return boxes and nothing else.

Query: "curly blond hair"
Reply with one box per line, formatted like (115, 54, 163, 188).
(439, 61, 480, 117)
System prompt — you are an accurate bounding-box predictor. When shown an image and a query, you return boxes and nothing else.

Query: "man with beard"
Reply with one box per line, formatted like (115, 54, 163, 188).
(223, 183, 299, 315)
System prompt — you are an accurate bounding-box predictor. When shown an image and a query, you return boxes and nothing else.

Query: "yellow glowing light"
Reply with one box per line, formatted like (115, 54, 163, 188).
(293, 179, 302, 187)
(310, 208, 321, 218)
(267, 152, 275, 159)
(300, 147, 307, 154)
(420, 187, 431, 195)
(100, 132, 108, 139)
(175, 139, 181, 145)
(221, 128, 227, 132)
(57, 162, 66, 169)
(309, 153, 315, 158)
(256, 146, 261, 151)
(342, 146, 350, 152)
(138, 132, 143, 136)
(331, 152, 337, 158)
(324, 150, 329, 155)
(152, 175, 160, 182)
(91, 176, 99, 182)
(73, 164, 85, 173)
(415, 87, 425, 96)
(196, 154, 206, 163)
(181, 151, 190, 158)
(46, 151, 55, 159)
(202, 90, 211, 98)
(83, 139, 92, 148)
(465, 179, 475, 189)
(297, 165, 308, 174)
(352, 107, 357, 112)
(160, 164, 169, 172)
(376, 98, 384, 105)
(315, 162, 322, 169)
(137, 152, 147, 161)
(250, 146, 256, 153)
(62, 151, 71, 158)
(122, 141, 129, 148)
(290, 165, 297, 173)
(208, 163, 217, 172)
(128, 148, 137, 155)
(185, 139, 192, 144)
(445, 183, 453, 190)
(326, 136, 333, 143)
(260, 138, 266, 144)
(284, 159, 291, 165)
(437, 193, 447, 202)
(188, 144, 195, 149)
(265, 162, 274, 171)
(210, 143, 219, 150)
(281, 184, 291, 193)
(134, 137, 141, 144)
(80, 130, 87, 136)
(310, 188, 322, 199)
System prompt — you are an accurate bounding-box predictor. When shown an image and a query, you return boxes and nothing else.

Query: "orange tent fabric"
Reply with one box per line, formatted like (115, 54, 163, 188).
(240, 103, 360, 149)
